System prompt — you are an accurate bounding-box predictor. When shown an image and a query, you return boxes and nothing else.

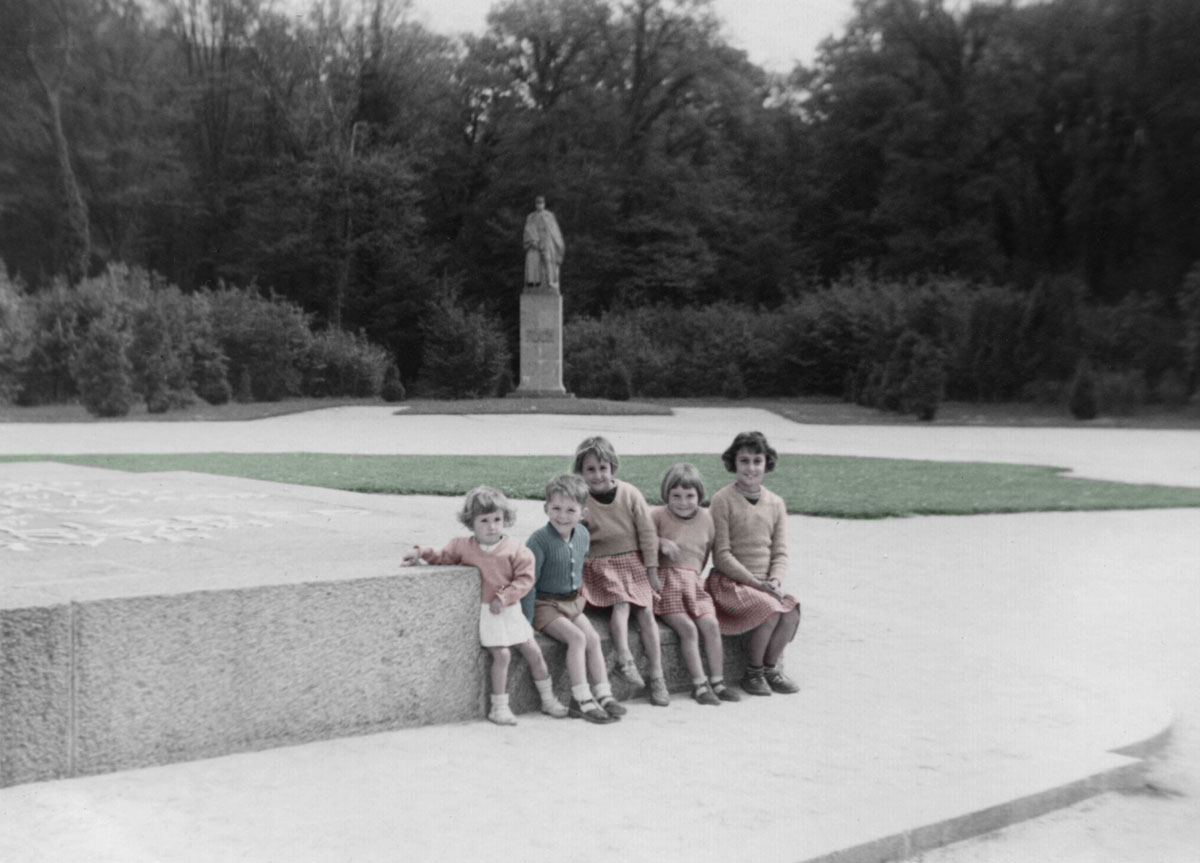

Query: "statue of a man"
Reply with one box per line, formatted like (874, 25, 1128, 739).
(523, 195, 565, 293)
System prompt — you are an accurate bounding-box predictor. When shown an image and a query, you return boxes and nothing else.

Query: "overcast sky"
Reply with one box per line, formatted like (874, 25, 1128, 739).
(405, 0, 858, 71)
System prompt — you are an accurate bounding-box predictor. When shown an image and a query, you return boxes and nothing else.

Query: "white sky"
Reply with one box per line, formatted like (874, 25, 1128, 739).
(406, 0, 857, 71)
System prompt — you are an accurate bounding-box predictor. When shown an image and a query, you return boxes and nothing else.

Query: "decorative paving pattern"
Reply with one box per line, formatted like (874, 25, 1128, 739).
(0, 480, 368, 553)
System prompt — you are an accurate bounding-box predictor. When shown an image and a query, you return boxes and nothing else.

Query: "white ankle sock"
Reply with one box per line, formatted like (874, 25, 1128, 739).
(533, 676, 557, 704)
(571, 683, 593, 703)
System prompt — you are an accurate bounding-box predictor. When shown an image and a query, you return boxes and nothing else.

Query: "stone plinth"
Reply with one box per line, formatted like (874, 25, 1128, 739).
(512, 291, 569, 397)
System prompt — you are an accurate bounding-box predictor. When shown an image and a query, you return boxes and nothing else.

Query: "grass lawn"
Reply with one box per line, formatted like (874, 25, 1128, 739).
(6, 452, 1200, 519)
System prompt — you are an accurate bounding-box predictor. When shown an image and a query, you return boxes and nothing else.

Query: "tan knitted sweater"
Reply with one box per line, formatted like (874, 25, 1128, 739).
(584, 480, 659, 566)
(709, 483, 789, 583)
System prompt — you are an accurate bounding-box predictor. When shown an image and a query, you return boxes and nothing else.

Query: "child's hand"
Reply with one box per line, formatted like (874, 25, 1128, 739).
(489, 597, 504, 615)
(659, 538, 681, 561)
(760, 577, 784, 598)
(400, 546, 421, 567)
(647, 567, 662, 594)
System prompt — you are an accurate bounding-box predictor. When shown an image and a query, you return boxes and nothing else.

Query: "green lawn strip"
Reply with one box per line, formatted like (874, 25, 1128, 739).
(6, 453, 1200, 519)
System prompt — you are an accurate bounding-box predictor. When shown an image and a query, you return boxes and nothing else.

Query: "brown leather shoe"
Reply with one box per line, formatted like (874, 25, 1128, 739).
(740, 668, 772, 697)
(764, 666, 800, 694)
(569, 698, 614, 723)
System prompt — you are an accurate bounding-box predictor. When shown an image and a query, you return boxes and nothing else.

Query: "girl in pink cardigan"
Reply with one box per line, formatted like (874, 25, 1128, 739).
(401, 486, 568, 725)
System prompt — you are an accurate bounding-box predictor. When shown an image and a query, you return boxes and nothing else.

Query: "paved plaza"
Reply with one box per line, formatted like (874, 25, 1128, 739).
(1, 407, 1198, 862)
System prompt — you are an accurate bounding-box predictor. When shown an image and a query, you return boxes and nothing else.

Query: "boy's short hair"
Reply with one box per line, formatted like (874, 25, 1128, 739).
(660, 462, 706, 504)
(545, 474, 588, 505)
(457, 485, 518, 528)
(573, 435, 619, 474)
(721, 431, 779, 473)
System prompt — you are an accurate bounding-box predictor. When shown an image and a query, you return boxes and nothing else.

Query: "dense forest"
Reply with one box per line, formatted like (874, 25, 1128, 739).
(1, 0, 1198, 416)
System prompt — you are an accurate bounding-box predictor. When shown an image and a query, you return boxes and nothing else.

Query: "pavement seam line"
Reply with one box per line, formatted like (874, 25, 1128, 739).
(68, 600, 78, 778)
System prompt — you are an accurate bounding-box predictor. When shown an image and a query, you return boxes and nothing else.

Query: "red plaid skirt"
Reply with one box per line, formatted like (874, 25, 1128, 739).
(653, 567, 716, 620)
(582, 551, 653, 608)
(706, 571, 799, 635)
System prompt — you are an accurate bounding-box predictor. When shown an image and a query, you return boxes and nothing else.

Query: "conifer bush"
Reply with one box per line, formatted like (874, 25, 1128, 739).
(72, 311, 135, 417)
(381, 363, 406, 402)
(417, 290, 510, 398)
(1068, 359, 1100, 420)
(900, 338, 947, 421)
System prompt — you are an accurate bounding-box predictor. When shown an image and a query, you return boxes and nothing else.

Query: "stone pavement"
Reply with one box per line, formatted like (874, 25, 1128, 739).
(1, 408, 1198, 862)
(2, 405, 1199, 487)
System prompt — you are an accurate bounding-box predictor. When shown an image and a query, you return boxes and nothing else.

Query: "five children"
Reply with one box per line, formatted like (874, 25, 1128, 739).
(403, 431, 802, 725)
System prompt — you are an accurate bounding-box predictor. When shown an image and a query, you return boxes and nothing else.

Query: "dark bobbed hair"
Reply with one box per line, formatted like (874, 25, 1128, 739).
(721, 431, 778, 473)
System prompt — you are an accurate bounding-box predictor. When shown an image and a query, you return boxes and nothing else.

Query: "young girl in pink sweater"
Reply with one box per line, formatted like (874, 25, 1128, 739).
(574, 436, 669, 706)
(652, 463, 740, 705)
(401, 486, 568, 725)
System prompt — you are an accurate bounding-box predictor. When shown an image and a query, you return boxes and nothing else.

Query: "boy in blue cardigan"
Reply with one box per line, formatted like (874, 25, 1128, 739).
(524, 475, 625, 724)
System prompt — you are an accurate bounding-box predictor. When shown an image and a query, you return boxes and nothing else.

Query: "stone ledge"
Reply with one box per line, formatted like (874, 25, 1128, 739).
(1, 566, 748, 788)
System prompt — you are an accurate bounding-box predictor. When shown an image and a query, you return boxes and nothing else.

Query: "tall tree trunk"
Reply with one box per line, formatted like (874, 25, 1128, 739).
(25, 7, 91, 282)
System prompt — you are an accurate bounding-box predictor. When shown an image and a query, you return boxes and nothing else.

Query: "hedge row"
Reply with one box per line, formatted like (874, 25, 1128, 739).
(563, 270, 1200, 419)
(0, 265, 403, 416)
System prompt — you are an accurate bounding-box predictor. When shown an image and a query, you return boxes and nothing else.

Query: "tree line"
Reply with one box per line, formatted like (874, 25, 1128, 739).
(1, 0, 1198, 414)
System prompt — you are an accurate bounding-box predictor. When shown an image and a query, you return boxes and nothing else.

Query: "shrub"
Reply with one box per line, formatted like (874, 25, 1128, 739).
(1068, 359, 1099, 420)
(0, 264, 30, 403)
(130, 291, 195, 413)
(1155, 368, 1189, 409)
(1181, 263, 1200, 393)
(1019, 379, 1066, 405)
(955, 286, 1026, 400)
(206, 285, 313, 401)
(899, 338, 947, 421)
(417, 289, 510, 398)
(1016, 275, 1086, 383)
(72, 310, 135, 417)
(1097, 370, 1146, 417)
(234, 367, 254, 403)
(604, 361, 633, 401)
(721, 361, 748, 400)
(303, 329, 390, 397)
(381, 363, 406, 402)
(18, 279, 109, 404)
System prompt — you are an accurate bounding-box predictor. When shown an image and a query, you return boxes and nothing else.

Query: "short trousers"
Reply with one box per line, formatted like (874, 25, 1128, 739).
(533, 593, 588, 631)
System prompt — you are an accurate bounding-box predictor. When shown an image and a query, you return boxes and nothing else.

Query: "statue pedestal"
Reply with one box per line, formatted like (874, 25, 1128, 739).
(511, 291, 570, 398)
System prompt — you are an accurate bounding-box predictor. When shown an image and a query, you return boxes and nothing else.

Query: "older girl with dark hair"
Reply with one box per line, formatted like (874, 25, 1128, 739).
(707, 432, 802, 696)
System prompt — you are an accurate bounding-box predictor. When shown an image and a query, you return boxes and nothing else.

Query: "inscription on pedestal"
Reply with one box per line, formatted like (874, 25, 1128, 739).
(513, 292, 569, 397)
